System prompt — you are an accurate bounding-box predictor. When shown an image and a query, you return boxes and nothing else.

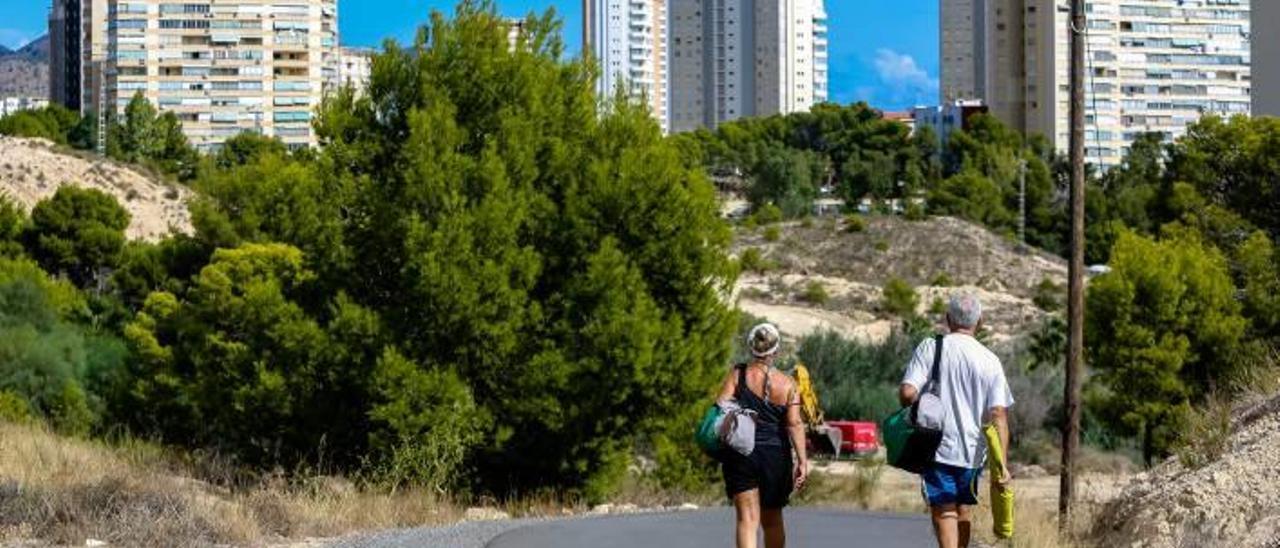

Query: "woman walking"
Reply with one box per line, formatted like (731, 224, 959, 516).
(717, 323, 809, 548)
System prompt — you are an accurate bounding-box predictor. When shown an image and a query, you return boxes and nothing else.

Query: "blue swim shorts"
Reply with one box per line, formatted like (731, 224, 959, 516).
(921, 462, 983, 507)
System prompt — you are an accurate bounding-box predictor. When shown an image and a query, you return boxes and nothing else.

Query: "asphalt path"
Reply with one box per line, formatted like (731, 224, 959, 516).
(485, 508, 933, 548)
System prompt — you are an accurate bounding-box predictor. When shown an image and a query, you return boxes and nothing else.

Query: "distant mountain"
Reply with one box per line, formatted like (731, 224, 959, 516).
(8, 35, 50, 63)
(0, 35, 50, 99)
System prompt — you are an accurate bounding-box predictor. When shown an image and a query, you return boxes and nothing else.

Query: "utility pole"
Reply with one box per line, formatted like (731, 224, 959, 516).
(1060, 0, 1087, 535)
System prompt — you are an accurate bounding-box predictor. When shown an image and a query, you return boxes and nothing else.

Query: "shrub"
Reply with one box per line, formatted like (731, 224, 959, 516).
(24, 187, 130, 288)
(843, 214, 866, 233)
(903, 200, 927, 221)
(1175, 396, 1232, 470)
(763, 225, 781, 242)
(1032, 278, 1062, 312)
(752, 203, 784, 225)
(795, 330, 918, 421)
(881, 278, 918, 320)
(874, 240, 889, 252)
(929, 272, 953, 287)
(799, 281, 829, 305)
(928, 297, 946, 316)
(738, 247, 771, 274)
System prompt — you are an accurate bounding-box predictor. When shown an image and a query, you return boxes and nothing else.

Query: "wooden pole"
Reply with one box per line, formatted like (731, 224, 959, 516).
(1060, 0, 1087, 535)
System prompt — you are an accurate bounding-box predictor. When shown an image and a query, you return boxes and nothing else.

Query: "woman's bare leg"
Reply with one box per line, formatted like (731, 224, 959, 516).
(733, 489, 761, 548)
(761, 508, 785, 548)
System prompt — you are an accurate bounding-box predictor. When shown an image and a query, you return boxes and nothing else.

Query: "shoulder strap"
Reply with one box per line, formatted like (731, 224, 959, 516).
(928, 335, 945, 396)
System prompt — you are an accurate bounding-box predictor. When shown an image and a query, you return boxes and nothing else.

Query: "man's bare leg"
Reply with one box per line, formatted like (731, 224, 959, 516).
(761, 508, 785, 548)
(930, 504, 960, 548)
(957, 505, 972, 548)
(733, 490, 761, 548)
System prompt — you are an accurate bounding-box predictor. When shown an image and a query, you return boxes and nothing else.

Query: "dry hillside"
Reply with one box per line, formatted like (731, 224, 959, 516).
(0, 136, 193, 240)
(733, 216, 1067, 345)
(1093, 394, 1280, 548)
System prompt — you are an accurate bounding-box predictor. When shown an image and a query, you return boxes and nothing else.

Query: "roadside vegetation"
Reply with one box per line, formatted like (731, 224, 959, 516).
(0, 0, 1278, 545)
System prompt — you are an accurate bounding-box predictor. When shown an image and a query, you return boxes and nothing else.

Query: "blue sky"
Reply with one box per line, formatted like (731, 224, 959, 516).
(0, 0, 939, 109)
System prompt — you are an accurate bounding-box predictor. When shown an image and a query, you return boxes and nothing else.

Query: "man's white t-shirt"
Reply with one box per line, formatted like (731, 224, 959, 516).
(901, 333, 1015, 469)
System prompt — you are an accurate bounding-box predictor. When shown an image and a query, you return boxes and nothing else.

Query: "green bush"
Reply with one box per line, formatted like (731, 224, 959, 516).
(799, 281, 829, 305)
(843, 214, 866, 233)
(903, 200, 927, 221)
(0, 390, 32, 423)
(0, 258, 122, 434)
(24, 187, 130, 288)
(1032, 278, 1062, 312)
(125, 3, 740, 497)
(738, 247, 772, 274)
(881, 277, 918, 320)
(928, 297, 946, 315)
(763, 225, 781, 242)
(0, 193, 24, 259)
(1086, 229, 1247, 463)
(752, 203, 784, 225)
(874, 240, 889, 252)
(0, 105, 81, 146)
(929, 272, 953, 287)
(795, 330, 917, 421)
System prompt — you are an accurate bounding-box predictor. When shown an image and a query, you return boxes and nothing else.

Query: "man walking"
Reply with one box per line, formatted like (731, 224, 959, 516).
(899, 294, 1014, 548)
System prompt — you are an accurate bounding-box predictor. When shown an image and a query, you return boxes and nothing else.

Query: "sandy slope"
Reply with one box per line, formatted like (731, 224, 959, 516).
(733, 216, 1066, 346)
(0, 136, 193, 241)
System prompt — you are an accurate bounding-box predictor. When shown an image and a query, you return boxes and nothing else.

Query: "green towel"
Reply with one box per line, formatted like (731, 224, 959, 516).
(983, 424, 1014, 540)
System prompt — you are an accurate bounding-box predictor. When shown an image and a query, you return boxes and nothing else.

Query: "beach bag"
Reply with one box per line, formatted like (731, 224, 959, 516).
(695, 400, 758, 457)
(984, 423, 1015, 539)
(882, 335, 947, 474)
(695, 403, 723, 455)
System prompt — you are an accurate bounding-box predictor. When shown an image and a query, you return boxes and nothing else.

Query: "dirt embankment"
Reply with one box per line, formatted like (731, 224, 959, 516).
(733, 216, 1066, 345)
(0, 136, 193, 241)
(1093, 395, 1280, 547)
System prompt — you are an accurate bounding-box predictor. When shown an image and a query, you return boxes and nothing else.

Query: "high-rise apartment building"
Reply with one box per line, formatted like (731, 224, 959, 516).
(336, 47, 373, 93)
(584, 0, 668, 131)
(668, 0, 828, 133)
(1253, 1, 1278, 116)
(49, 0, 109, 113)
(943, 0, 1252, 167)
(51, 0, 340, 151)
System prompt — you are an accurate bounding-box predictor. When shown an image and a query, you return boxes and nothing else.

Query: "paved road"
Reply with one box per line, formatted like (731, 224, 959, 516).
(485, 508, 932, 548)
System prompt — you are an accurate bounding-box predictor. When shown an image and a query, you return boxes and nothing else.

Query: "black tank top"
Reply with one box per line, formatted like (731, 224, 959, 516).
(735, 364, 790, 448)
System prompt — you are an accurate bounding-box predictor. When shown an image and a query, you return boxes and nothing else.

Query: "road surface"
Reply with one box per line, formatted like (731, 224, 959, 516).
(486, 508, 931, 548)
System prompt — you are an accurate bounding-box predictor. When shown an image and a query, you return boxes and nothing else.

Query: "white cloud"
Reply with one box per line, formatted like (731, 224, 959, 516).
(871, 48, 938, 107)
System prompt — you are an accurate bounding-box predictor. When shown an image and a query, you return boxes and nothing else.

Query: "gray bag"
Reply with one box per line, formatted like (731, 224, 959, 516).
(715, 399, 758, 457)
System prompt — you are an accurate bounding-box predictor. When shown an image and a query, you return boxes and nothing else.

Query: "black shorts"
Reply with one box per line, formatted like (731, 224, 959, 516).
(722, 443, 794, 509)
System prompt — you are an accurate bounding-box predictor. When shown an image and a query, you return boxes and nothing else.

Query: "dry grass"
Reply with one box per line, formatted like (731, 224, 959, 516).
(0, 420, 468, 546)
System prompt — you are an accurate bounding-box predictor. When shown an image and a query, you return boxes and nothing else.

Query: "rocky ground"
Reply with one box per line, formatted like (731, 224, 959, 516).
(733, 215, 1066, 346)
(0, 137, 193, 240)
(1093, 394, 1280, 547)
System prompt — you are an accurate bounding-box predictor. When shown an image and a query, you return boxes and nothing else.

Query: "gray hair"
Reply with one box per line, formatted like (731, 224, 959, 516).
(947, 293, 983, 329)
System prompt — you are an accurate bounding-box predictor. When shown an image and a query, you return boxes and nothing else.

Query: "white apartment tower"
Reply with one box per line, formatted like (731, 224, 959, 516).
(92, 0, 340, 152)
(1253, 1, 1278, 116)
(585, 0, 669, 131)
(668, 0, 828, 133)
(943, 0, 1252, 167)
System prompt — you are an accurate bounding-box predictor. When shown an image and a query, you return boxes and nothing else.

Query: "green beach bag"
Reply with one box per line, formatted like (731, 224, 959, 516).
(696, 403, 723, 455)
(882, 335, 947, 474)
